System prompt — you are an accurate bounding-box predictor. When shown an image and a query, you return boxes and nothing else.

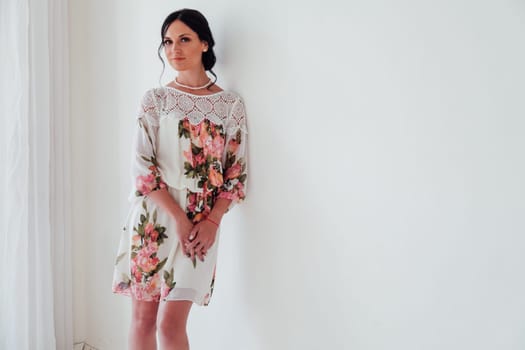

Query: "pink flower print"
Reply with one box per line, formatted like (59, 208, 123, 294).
(182, 118, 190, 131)
(132, 285, 146, 301)
(208, 167, 224, 187)
(190, 123, 202, 146)
(144, 223, 154, 236)
(132, 234, 141, 246)
(236, 182, 246, 200)
(150, 229, 159, 242)
(161, 285, 171, 300)
(199, 123, 210, 147)
(228, 138, 239, 154)
(145, 241, 158, 254)
(187, 192, 197, 212)
(145, 273, 160, 296)
(148, 165, 158, 172)
(183, 149, 193, 164)
(136, 173, 157, 195)
(131, 264, 142, 283)
(225, 163, 242, 180)
(206, 135, 224, 159)
(137, 254, 159, 274)
(209, 123, 217, 135)
(135, 242, 159, 273)
(194, 152, 205, 166)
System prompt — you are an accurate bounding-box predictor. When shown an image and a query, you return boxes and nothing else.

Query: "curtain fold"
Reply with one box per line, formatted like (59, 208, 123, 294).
(0, 0, 73, 349)
(49, 0, 73, 348)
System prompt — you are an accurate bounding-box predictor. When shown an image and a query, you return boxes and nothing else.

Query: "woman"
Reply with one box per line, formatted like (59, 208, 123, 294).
(112, 8, 248, 349)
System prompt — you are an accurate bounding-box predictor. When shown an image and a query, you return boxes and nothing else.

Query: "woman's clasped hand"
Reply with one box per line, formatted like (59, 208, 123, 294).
(177, 218, 218, 262)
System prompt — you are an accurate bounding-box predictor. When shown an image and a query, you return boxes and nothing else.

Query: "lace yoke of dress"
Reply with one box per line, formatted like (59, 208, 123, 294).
(151, 87, 247, 135)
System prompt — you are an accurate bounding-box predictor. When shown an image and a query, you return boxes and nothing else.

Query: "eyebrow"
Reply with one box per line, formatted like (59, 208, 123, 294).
(164, 33, 192, 39)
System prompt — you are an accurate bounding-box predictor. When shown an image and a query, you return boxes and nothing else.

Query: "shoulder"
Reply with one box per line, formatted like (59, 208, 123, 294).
(136, 88, 164, 123)
(219, 90, 244, 107)
(139, 88, 161, 107)
(222, 91, 247, 133)
(226, 91, 246, 113)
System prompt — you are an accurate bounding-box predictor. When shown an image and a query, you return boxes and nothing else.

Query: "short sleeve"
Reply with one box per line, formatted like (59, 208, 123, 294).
(131, 89, 167, 197)
(217, 96, 248, 207)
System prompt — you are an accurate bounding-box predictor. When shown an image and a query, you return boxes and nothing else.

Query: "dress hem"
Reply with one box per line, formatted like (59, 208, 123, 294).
(112, 288, 210, 307)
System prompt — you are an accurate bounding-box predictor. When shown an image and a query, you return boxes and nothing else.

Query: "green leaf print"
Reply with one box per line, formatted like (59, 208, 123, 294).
(150, 156, 159, 167)
(155, 257, 168, 273)
(206, 195, 214, 208)
(178, 122, 190, 138)
(225, 153, 235, 169)
(163, 267, 176, 288)
(191, 143, 202, 155)
(140, 214, 146, 224)
(152, 209, 158, 223)
(115, 252, 126, 265)
(234, 130, 242, 142)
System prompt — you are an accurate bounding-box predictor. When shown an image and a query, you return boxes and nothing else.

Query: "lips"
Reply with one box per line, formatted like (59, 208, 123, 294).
(172, 57, 185, 61)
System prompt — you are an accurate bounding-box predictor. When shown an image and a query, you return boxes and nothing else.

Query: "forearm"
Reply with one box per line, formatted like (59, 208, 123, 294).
(208, 198, 232, 224)
(148, 189, 231, 225)
(147, 188, 188, 223)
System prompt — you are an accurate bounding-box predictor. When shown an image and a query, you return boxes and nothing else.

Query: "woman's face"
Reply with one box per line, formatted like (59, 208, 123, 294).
(163, 20, 208, 72)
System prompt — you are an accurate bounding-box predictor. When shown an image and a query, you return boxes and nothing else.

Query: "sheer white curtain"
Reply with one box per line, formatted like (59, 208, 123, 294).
(0, 0, 73, 349)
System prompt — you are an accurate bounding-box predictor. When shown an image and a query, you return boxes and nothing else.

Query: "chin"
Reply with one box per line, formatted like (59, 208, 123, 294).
(171, 64, 189, 72)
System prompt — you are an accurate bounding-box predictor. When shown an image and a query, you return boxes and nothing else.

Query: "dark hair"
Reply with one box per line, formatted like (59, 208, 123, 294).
(157, 9, 217, 89)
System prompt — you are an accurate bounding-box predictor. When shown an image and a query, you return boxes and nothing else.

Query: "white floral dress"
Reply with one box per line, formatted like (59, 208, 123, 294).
(112, 86, 247, 306)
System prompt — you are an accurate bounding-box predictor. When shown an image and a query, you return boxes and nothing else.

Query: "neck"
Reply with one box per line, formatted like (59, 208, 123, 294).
(176, 68, 210, 87)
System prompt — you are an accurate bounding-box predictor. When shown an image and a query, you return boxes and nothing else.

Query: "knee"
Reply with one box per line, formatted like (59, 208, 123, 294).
(131, 311, 157, 336)
(158, 316, 186, 338)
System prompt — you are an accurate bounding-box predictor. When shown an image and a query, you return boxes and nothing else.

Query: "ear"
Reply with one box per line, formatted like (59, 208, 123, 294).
(202, 41, 209, 52)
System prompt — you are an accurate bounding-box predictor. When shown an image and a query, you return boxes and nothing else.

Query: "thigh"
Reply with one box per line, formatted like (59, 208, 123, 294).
(131, 297, 160, 322)
(158, 300, 193, 328)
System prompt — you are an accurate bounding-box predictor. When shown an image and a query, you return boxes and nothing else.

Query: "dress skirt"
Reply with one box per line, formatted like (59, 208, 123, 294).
(112, 186, 219, 306)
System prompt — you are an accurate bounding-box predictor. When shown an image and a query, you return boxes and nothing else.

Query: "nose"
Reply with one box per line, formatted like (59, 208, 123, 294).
(167, 43, 182, 56)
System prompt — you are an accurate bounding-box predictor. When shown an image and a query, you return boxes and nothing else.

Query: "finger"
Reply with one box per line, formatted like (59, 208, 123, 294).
(190, 240, 204, 252)
(190, 239, 207, 261)
(197, 247, 205, 262)
(186, 239, 195, 250)
(188, 226, 200, 242)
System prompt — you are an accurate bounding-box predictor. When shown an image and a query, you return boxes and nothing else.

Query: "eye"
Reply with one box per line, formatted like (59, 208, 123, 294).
(162, 39, 172, 46)
(180, 37, 190, 43)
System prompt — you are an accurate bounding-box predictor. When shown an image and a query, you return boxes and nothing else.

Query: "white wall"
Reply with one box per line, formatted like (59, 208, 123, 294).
(70, 1, 525, 349)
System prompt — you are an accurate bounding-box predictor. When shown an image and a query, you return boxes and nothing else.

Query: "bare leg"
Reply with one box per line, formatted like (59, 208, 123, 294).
(157, 300, 193, 350)
(129, 298, 159, 350)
